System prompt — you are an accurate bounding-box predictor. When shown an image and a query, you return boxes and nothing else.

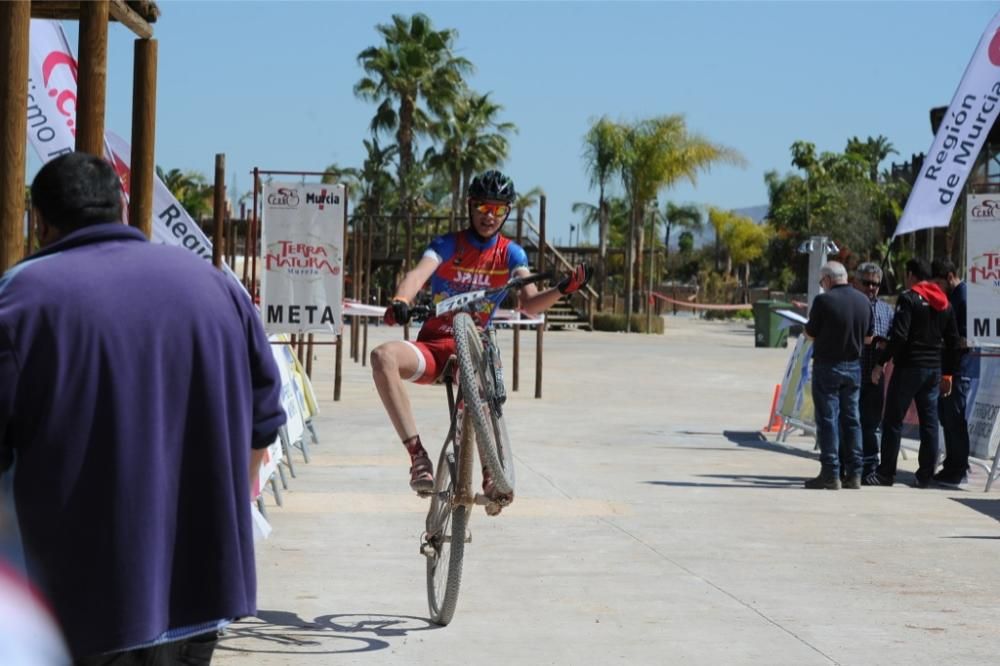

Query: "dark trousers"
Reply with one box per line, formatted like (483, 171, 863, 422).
(939, 376, 971, 478)
(855, 379, 885, 476)
(76, 631, 218, 666)
(878, 366, 940, 483)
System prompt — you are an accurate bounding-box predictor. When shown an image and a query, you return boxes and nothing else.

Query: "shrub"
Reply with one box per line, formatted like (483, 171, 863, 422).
(592, 313, 665, 334)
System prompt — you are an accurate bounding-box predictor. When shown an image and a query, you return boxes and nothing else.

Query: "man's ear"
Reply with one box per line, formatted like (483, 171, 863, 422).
(33, 208, 56, 247)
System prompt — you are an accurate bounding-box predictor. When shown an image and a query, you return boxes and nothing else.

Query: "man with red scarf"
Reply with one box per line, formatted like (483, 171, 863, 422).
(867, 258, 961, 487)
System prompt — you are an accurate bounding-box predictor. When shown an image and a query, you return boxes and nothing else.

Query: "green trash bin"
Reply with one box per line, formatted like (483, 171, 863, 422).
(752, 300, 793, 348)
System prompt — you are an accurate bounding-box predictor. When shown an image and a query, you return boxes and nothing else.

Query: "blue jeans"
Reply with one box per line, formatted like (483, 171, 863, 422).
(812, 361, 862, 478)
(878, 366, 940, 483)
(938, 376, 971, 478)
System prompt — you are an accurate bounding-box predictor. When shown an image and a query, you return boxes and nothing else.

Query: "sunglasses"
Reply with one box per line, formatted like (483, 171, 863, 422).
(474, 202, 511, 217)
(861, 279, 880, 288)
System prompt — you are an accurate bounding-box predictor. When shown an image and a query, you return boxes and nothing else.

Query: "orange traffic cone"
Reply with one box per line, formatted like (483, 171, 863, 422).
(762, 383, 784, 433)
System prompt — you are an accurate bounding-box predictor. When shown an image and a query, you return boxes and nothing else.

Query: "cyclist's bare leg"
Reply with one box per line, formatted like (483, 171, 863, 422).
(371, 340, 433, 493)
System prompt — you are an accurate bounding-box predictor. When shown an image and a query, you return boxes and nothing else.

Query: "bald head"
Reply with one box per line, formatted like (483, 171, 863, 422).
(820, 261, 848, 285)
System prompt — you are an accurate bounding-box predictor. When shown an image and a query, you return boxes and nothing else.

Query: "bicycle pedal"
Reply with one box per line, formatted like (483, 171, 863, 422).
(420, 542, 437, 558)
(484, 502, 502, 517)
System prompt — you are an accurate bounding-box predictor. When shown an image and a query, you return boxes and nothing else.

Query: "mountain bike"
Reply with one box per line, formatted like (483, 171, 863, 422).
(411, 272, 550, 626)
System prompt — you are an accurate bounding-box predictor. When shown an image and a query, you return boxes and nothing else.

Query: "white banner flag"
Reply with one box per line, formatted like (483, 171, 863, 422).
(894, 11, 1000, 238)
(27, 20, 82, 164)
(26, 20, 233, 277)
(261, 183, 345, 334)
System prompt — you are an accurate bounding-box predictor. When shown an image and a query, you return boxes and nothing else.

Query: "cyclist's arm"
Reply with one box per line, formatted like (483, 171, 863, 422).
(392, 255, 440, 303)
(513, 266, 564, 314)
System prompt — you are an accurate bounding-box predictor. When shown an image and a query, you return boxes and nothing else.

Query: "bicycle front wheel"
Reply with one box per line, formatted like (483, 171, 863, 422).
(425, 436, 468, 625)
(453, 313, 515, 495)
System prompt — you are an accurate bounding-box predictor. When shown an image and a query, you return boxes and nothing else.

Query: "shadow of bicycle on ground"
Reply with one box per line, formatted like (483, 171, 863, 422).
(216, 610, 442, 656)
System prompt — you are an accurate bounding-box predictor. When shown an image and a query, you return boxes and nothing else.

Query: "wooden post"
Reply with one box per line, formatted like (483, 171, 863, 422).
(212, 154, 225, 269)
(362, 316, 369, 367)
(129, 38, 157, 238)
(251, 168, 260, 297)
(76, 1, 109, 156)
(535, 196, 546, 399)
(334, 334, 343, 401)
(306, 334, 314, 378)
(403, 210, 413, 341)
(351, 209, 361, 362)
(513, 208, 524, 391)
(0, 2, 29, 272)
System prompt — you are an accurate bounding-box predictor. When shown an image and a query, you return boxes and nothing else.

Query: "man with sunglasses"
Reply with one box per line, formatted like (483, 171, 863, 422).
(852, 262, 894, 482)
(371, 170, 591, 496)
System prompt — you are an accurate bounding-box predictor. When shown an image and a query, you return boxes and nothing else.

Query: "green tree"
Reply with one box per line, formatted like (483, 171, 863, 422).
(582, 116, 625, 305)
(615, 115, 744, 327)
(426, 89, 516, 230)
(156, 166, 211, 220)
(662, 201, 701, 271)
(355, 13, 472, 259)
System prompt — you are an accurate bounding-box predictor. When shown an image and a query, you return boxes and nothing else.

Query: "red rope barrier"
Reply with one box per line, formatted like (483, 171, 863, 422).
(651, 291, 752, 311)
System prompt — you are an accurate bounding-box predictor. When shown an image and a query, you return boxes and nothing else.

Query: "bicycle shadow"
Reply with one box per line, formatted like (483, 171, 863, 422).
(216, 610, 442, 656)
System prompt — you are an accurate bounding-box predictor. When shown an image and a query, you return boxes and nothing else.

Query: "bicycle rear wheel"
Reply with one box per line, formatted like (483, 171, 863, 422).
(453, 313, 515, 495)
(424, 432, 468, 625)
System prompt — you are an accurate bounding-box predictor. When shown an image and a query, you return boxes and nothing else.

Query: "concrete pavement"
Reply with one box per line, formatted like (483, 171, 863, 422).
(215, 316, 1000, 665)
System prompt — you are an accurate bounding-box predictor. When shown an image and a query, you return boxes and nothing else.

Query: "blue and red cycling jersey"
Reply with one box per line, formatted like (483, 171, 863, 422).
(419, 229, 528, 338)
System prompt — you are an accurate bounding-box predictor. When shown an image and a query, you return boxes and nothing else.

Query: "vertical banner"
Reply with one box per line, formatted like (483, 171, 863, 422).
(966, 193, 1000, 345)
(261, 182, 345, 335)
(893, 11, 1000, 237)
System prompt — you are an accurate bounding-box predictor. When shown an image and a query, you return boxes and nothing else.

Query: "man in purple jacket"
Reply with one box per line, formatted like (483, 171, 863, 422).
(0, 152, 286, 663)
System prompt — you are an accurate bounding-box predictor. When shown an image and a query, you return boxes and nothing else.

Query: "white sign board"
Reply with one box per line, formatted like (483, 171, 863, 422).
(261, 182, 345, 334)
(969, 357, 1000, 460)
(966, 193, 1000, 345)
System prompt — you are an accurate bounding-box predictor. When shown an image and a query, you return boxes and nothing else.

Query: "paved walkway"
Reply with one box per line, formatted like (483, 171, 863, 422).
(216, 316, 1000, 666)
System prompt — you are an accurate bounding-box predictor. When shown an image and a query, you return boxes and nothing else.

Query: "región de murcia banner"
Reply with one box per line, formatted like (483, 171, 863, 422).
(261, 183, 345, 335)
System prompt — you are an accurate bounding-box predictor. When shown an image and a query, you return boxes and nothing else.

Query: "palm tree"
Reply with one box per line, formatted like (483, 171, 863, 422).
(426, 89, 516, 230)
(662, 201, 702, 271)
(457, 93, 516, 204)
(846, 135, 897, 183)
(616, 115, 745, 329)
(354, 13, 472, 234)
(507, 185, 544, 239)
(354, 138, 398, 254)
(156, 166, 211, 221)
(582, 116, 624, 307)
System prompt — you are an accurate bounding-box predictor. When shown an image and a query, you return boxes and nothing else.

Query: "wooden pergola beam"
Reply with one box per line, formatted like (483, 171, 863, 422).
(30, 1, 158, 39)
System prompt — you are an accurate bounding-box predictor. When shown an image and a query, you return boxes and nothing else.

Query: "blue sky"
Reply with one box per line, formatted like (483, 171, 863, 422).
(55, 1, 999, 245)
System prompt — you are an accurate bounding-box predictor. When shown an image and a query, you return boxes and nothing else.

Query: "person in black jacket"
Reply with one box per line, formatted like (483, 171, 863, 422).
(803, 261, 872, 490)
(868, 258, 961, 487)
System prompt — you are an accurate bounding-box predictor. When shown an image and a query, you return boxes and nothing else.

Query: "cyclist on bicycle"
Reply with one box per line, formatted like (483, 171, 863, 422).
(371, 169, 591, 496)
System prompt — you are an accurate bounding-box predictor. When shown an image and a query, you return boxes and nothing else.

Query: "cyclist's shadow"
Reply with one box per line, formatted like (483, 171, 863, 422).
(216, 609, 442, 656)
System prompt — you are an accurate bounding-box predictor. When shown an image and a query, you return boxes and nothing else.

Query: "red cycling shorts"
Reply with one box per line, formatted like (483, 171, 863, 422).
(403, 332, 456, 384)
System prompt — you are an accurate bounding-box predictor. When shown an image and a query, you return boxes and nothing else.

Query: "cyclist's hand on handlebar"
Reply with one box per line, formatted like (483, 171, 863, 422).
(384, 299, 411, 326)
(557, 263, 593, 295)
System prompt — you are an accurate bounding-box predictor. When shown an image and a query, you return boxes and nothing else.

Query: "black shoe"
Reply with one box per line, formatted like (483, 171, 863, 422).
(804, 475, 841, 490)
(842, 475, 861, 490)
(862, 472, 892, 487)
(909, 476, 931, 489)
(933, 471, 969, 488)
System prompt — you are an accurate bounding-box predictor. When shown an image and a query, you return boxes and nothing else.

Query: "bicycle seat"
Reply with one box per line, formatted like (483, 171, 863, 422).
(431, 355, 457, 385)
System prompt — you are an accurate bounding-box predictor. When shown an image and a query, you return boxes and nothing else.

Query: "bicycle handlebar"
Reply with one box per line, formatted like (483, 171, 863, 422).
(408, 271, 554, 320)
